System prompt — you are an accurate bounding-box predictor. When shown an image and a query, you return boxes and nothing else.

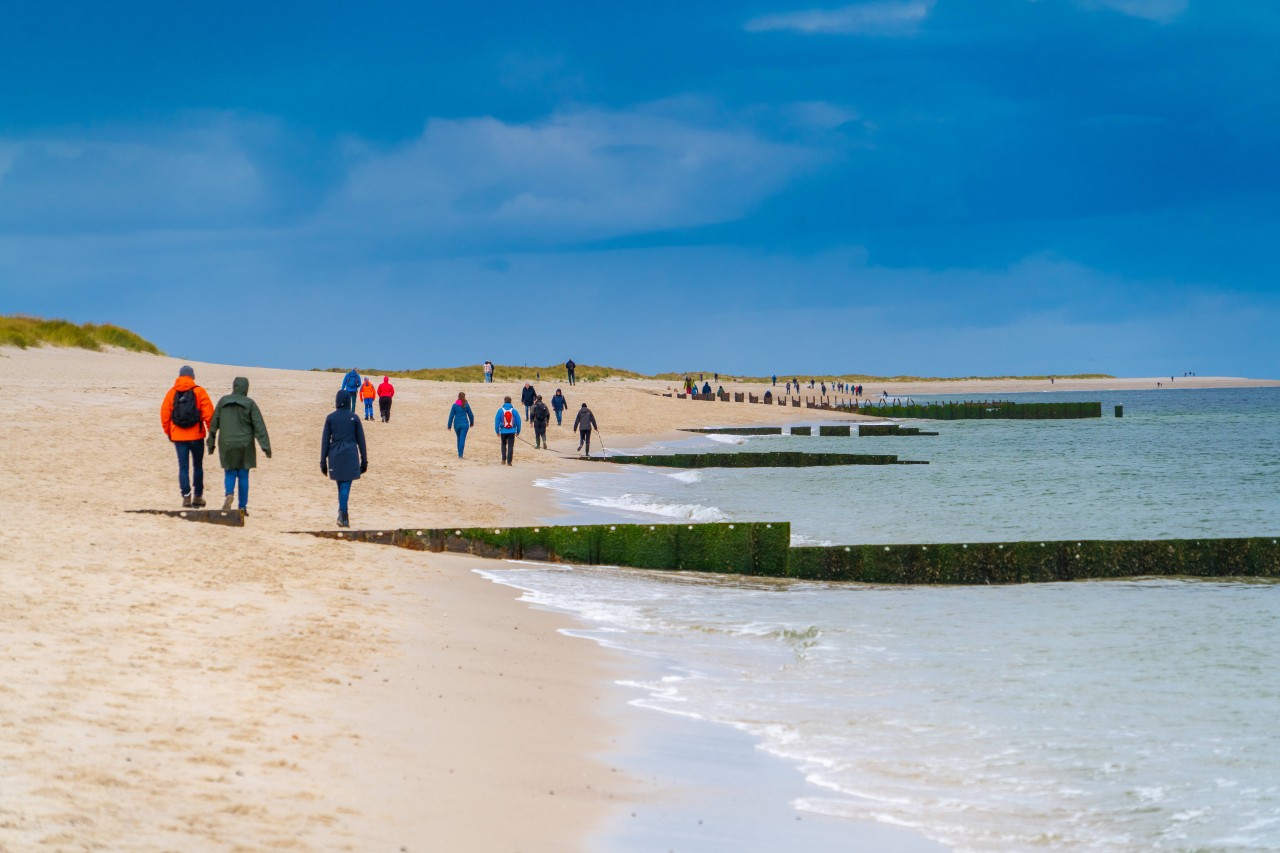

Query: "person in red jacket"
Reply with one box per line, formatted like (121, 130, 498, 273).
(160, 365, 215, 507)
(376, 376, 395, 423)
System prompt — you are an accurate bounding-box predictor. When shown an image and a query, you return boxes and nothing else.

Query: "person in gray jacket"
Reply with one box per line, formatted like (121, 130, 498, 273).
(572, 403, 599, 456)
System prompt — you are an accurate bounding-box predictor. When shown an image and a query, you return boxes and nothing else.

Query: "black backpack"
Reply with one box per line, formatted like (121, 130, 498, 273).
(171, 389, 201, 429)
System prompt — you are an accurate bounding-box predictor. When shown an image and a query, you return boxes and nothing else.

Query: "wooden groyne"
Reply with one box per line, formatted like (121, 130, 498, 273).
(305, 522, 790, 575)
(790, 536, 1280, 583)
(673, 392, 1104, 420)
(127, 508, 245, 527)
(307, 523, 1280, 583)
(836, 401, 1103, 420)
(590, 452, 928, 468)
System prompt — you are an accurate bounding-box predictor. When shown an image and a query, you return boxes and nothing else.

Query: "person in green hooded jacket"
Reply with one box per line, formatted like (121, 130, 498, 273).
(206, 377, 272, 515)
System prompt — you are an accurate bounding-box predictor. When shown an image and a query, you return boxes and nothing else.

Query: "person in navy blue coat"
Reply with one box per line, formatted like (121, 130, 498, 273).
(321, 390, 368, 528)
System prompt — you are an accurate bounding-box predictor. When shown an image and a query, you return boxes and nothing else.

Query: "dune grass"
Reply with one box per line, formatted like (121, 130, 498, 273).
(316, 363, 647, 384)
(0, 315, 163, 354)
(317, 362, 1114, 385)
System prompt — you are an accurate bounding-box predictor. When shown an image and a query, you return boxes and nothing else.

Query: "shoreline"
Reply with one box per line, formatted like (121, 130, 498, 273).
(3, 344, 1275, 850)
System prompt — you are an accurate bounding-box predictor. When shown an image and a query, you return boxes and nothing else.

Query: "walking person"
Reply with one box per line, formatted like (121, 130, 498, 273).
(521, 382, 537, 420)
(340, 368, 361, 412)
(206, 377, 271, 516)
(161, 365, 215, 507)
(447, 391, 475, 458)
(565, 358, 576, 386)
(550, 388, 568, 426)
(321, 390, 367, 528)
(360, 377, 377, 420)
(531, 395, 551, 449)
(494, 396, 521, 465)
(377, 376, 395, 422)
(573, 402, 598, 457)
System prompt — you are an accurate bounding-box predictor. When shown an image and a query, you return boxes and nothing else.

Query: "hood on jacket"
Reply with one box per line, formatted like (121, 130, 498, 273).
(335, 391, 351, 409)
(233, 377, 249, 395)
(172, 375, 196, 392)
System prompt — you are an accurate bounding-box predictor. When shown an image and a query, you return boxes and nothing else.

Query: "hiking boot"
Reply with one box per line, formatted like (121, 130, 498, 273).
(222, 495, 234, 512)
(239, 508, 249, 518)
(192, 495, 206, 508)
(338, 511, 350, 528)
(182, 494, 192, 508)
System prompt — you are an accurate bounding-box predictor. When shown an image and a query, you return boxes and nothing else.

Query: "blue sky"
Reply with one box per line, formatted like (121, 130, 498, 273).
(2, 0, 1277, 376)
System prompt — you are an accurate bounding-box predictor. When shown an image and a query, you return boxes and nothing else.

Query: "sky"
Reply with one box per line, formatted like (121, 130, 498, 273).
(1, 0, 1277, 376)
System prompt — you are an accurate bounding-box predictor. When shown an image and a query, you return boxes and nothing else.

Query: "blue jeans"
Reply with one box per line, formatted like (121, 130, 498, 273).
(223, 469, 249, 509)
(454, 426, 469, 457)
(364, 399, 374, 418)
(174, 439, 204, 497)
(554, 408, 563, 425)
(337, 481, 352, 514)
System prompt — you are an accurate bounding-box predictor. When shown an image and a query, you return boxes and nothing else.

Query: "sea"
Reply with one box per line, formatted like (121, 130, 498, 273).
(481, 387, 1280, 852)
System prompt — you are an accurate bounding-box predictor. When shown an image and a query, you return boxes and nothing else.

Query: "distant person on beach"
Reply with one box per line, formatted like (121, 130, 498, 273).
(764, 389, 773, 402)
(566, 358, 577, 386)
(483, 360, 494, 383)
(821, 382, 827, 396)
(495, 396, 521, 465)
(573, 403, 598, 456)
(359, 377, 376, 421)
(447, 391, 475, 458)
(521, 382, 537, 420)
(551, 388, 568, 425)
(702, 381, 712, 395)
(714, 372, 719, 383)
(377, 376, 395, 422)
(340, 368, 361, 412)
(161, 365, 214, 508)
(772, 375, 777, 386)
(531, 395, 551, 449)
(206, 377, 271, 516)
(321, 390, 367, 528)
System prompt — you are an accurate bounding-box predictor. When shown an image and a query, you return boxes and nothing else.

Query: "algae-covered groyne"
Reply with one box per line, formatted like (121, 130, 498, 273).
(307, 524, 1280, 584)
(590, 452, 928, 467)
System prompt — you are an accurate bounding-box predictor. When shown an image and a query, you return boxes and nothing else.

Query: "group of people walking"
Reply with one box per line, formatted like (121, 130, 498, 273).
(341, 368, 396, 422)
(161, 364, 600, 528)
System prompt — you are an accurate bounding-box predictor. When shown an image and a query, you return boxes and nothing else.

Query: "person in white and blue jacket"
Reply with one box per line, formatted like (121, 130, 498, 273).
(494, 396, 522, 466)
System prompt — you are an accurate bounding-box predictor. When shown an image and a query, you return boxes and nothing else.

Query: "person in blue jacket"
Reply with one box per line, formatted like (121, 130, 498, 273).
(340, 368, 361, 413)
(494, 396, 522, 466)
(701, 381, 712, 395)
(550, 389, 568, 426)
(446, 391, 475, 458)
(321, 390, 368, 528)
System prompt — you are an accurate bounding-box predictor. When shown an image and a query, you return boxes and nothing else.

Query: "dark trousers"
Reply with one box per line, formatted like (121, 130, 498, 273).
(534, 424, 547, 448)
(578, 429, 591, 455)
(379, 397, 392, 422)
(500, 433, 515, 464)
(568, 371, 575, 385)
(174, 439, 204, 497)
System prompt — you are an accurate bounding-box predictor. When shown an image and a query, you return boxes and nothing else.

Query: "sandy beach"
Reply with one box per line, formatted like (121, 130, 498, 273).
(1, 345, 1274, 851)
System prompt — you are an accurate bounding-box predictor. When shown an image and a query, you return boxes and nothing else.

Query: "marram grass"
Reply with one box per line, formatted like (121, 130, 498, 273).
(0, 315, 163, 355)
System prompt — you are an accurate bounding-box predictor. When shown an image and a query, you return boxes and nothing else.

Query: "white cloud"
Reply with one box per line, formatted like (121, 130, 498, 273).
(0, 115, 274, 233)
(745, 1, 935, 35)
(1080, 0, 1188, 23)
(325, 104, 822, 244)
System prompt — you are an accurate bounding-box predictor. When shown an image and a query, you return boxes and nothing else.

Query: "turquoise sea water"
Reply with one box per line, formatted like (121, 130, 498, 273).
(487, 387, 1280, 851)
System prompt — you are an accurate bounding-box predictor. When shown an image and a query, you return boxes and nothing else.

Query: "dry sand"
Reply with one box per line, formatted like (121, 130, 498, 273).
(0, 345, 1273, 851)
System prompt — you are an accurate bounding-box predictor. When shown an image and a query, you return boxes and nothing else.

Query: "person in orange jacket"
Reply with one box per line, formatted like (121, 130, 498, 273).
(161, 365, 215, 507)
(359, 377, 377, 421)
